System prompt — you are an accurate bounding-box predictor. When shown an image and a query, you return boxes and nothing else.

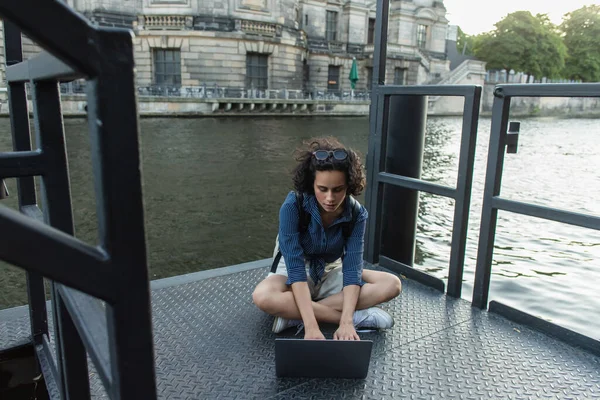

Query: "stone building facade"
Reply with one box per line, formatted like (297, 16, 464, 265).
(2, 0, 451, 95)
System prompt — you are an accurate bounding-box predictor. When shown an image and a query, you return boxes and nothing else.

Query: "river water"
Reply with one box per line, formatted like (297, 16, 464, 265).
(0, 116, 598, 340)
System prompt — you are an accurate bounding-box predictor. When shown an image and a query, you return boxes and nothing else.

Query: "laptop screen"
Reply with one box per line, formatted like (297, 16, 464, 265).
(275, 338, 373, 379)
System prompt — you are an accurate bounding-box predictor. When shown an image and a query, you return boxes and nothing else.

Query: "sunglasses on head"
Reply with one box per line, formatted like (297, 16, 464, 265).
(312, 149, 348, 161)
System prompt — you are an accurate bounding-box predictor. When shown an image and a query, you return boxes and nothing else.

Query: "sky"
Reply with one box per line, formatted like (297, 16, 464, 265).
(443, 0, 600, 35)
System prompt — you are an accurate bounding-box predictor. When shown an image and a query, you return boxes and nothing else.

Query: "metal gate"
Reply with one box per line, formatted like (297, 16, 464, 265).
(0, 2, 157, 399)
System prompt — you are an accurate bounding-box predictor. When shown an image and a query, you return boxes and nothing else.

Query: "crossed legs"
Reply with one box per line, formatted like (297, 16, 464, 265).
(252, 270, 402, 324)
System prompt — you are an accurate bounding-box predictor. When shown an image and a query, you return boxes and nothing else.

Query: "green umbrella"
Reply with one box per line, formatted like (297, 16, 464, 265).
(348, 57, 359, 90)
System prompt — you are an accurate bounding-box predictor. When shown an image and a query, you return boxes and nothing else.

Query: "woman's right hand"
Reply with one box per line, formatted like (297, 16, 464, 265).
(304, 327, 325, 340)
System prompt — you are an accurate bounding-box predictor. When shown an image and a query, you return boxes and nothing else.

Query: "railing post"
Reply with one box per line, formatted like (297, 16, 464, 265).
(364, 0, 389, 263)
(33, 79, 91, 399)
(379, 96, 427, 267)
(3, 19, 48, 347)
(472, 88, 511, 309)
(446, 86, 481, 298)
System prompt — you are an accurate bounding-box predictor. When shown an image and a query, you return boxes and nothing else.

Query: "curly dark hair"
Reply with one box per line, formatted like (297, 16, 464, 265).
(292, 137, 366, 196)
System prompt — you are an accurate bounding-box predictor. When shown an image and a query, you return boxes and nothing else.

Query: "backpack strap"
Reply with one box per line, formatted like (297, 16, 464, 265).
(295, 191, 310, 234)
(342, 195, 361, 240)
(270, 250, 282, 274)
(270, 192, 309, 274)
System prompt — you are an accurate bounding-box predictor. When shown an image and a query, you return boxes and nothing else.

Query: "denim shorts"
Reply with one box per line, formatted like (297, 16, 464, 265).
(268, 237, 343, 301)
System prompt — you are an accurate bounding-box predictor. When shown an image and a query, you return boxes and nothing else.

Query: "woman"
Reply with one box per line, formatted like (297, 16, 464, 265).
(252, 137, 401, 340)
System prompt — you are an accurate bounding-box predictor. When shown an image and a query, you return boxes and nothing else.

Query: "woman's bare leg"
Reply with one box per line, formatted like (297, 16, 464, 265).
(317, 270, 401, 312)
(252, 275, 342, 324)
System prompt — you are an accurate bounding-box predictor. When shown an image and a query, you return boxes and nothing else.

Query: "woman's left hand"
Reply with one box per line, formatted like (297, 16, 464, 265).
(333, 323, 360, 341)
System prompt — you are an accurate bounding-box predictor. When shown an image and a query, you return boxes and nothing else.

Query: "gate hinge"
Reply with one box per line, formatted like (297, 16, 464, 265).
(505, 121, 520, 154)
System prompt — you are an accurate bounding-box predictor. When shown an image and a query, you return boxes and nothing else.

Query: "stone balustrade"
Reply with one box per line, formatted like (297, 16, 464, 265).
(240, 20, 277, 36)
(140, 15, 192, 30)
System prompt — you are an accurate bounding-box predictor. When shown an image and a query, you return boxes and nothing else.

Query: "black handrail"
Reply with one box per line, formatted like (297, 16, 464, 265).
(473, 83, 600, 309)
(365, 0, 599, 356)
(364, 84, 481, 298)
(0, 1, 157, 399)
(471, 82, 600, 356)
(364, 0, 482, 299)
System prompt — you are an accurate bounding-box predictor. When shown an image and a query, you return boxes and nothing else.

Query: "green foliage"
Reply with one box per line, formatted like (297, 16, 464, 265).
(456, 26, 475, 56)
(472, 11, 566, 80)
(560, 5, 600, 82)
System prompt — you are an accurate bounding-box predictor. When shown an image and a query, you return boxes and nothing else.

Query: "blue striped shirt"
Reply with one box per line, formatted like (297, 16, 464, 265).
(278, 191, 368, 287)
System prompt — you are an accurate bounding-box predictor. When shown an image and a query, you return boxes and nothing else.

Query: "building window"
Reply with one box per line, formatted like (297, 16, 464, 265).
(367, 18, 376, 44)
(153, 49, 181, 86)
(305, 14, 309, 27)
(327, 65, 340, 91)
(326, 11, 337, 41)
(303, 59, 310, 92)
(246, 53, 268, 90)
(366, 67, 373, 90)
(417, 24, 428, 48)
(394, 68, 406, 85)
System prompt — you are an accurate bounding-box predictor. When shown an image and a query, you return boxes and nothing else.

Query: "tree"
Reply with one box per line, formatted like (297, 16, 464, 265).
(473, 11, 566, 81)
(529, 14, 567, 79)
(456, 26, 476, 56)
(561, 5, 600, 82)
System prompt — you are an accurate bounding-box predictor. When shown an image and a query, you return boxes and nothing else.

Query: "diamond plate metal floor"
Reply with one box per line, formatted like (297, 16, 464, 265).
(1, 261, 599, 399)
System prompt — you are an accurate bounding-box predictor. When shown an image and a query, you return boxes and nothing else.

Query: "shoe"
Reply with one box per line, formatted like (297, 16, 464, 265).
(353, 307, 394, 330)
(272, 316, 302, 333)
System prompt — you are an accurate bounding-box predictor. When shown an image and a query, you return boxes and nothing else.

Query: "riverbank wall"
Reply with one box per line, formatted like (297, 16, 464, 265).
(480, 83, 600, 118)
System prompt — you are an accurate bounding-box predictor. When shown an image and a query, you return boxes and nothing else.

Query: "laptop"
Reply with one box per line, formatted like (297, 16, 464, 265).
(275, 338, 373, 379)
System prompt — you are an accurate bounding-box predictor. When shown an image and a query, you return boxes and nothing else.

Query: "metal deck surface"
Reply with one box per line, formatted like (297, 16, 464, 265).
(1, 260, 599, 399)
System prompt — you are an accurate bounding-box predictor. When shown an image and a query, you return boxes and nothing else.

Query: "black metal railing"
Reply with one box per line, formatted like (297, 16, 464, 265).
(134, 85, 371, 101)
(471, 83, 600, 355)
(364, 85, 481, 298)
(57, 80, 373, 102)
(367, 0, 600, 356)
(0, 1, 156, 399)
(364, 0, 481, 299)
